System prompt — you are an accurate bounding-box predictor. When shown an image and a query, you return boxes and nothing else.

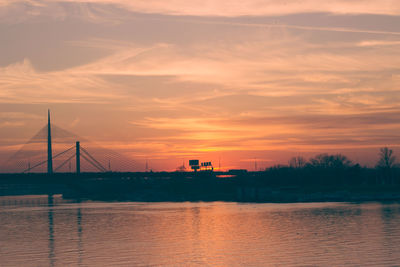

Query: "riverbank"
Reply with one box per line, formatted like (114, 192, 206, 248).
(1, 172, 400, 203)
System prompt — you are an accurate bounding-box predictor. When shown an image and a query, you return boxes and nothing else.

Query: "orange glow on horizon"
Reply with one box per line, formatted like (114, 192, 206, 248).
(0, 0, 400, 171)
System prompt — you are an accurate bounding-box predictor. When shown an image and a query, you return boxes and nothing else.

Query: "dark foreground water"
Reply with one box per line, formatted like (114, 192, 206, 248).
(1, 196, 400, 266)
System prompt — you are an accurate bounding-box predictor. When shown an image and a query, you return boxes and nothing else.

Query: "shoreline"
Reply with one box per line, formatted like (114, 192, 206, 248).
(1, 172, 400, 203)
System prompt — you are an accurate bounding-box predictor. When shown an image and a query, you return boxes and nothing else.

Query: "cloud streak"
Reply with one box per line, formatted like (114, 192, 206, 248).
(0, 59, 125, 104)
(3, 0, 399, 16)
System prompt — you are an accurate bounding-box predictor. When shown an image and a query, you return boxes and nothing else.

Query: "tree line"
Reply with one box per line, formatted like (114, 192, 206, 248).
(287, 147, 396, 170)
(255, 147, 400, 187)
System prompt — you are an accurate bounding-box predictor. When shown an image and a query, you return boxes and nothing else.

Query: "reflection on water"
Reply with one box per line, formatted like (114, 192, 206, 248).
(77, 206, 83, 267)
(48, 195, 54, 267)
(1, 196, 400, 266)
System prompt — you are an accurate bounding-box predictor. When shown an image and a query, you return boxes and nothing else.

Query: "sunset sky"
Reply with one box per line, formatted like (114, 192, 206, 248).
(1, 0, 400, 171)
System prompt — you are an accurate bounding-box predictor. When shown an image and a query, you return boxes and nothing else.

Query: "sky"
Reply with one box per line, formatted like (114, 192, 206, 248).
(0, 0, 400, 171)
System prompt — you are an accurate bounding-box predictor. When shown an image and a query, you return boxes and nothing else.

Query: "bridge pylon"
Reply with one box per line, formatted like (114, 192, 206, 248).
(47, 109, 53, 174)
(76, 141, 80, 174)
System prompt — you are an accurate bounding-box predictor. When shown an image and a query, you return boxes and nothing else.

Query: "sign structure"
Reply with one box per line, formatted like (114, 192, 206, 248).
(189, 160, 199, 166)
(189, 160, 213, 172)
(201, 162, 213, 171)
(189, 159, 200, 171)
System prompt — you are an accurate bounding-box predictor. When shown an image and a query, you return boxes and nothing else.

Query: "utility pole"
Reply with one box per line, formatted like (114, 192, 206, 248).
(47, 110, 53, 174)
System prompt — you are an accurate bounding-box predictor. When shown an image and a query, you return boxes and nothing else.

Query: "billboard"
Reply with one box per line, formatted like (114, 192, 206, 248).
(189, 160, 199, 166)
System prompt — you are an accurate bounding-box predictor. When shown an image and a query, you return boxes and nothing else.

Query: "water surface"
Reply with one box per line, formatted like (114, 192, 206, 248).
(1, 196, 400, 266)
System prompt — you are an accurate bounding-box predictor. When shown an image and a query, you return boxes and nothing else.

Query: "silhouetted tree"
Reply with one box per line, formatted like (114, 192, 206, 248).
(288, 156, 307, 168)
(376, 147, 396, 169)
(376, 147, 397, 185)
(309, 153, 352, 169)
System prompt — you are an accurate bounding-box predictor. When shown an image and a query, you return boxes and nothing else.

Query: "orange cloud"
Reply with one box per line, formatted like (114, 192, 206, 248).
(5, 0, 398, 16)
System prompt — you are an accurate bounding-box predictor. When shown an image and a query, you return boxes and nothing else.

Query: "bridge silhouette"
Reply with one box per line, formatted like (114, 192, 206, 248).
(1, 110, 136, 173)
(0, 111, 233, 200)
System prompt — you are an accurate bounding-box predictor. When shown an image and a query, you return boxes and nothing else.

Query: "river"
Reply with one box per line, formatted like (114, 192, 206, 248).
(1, 195, 400, 266)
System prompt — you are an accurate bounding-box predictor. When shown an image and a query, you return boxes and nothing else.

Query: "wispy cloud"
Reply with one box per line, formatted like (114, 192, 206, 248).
(357, 40, 400, 46)
(0, 59, 125, 104)
(0, 121, 25, 128)
(66, 35, 400, 98)
(0, 112, 42, 120)
(3, 0, 398, 16)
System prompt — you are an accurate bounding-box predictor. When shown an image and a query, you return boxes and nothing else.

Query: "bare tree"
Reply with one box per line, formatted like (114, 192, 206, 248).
(377, 147, 396, 169)
(289, 156, 306, 168)
(309, 153, 352, 169)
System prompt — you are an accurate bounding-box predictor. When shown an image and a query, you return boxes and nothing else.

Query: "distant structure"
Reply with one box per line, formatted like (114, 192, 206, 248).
(47, 110, 53, 174)
(176, 160, 186, 172)
(189, 159, 200, 172)
(228, 169, 247, 174)
(20, 110, 108, 174)
(189, 160, 213, 172)
(200, 161, 213, 171)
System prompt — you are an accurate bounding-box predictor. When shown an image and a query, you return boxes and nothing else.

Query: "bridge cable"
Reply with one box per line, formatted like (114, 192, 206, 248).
(22, 145, 75, 173)
(80, 146, 108, 172)
(52, 145, 76, 160)
(54, 153, 76, 172)
(80, 153, 106, 172)
(80, 150, 106, 172)
(22, 158, 48, 173)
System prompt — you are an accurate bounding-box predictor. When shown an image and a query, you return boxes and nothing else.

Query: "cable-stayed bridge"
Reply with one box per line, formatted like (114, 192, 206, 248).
(1, 110, 136, 174)
(0, 111, 242, 201)
(0, 111, 226, 200)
